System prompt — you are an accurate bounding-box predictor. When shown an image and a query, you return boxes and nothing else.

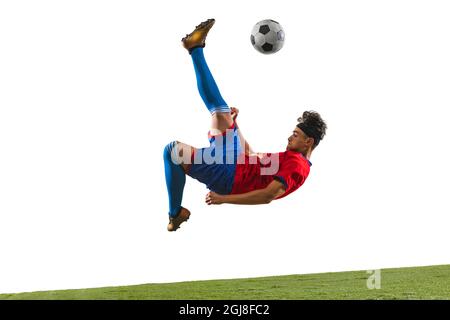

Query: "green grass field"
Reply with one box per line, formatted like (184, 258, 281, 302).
(0, 265, 448, 300)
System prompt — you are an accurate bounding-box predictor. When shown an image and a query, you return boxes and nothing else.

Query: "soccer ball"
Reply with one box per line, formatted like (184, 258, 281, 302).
(250, 19, 285, 54)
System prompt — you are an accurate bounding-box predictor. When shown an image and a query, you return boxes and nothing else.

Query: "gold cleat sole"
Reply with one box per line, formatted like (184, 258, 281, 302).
(181, 18, 215, 53)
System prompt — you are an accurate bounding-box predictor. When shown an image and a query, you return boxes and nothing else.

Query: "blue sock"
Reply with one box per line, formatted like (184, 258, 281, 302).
(191, 47, 230, 114)
(163, 141, 186, 218)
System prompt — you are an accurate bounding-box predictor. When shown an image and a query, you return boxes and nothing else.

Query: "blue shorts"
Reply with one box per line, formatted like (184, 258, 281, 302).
(187, 124, 242, 194)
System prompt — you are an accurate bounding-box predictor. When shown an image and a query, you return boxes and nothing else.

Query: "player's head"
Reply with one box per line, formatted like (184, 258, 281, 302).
(287, 111, 327, 153)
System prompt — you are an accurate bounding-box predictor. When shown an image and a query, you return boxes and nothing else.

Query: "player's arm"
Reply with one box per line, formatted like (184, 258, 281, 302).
(205, 180, 285, 205)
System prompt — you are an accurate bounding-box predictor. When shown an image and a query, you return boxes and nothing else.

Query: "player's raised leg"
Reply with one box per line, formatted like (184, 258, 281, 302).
(182, 19, 233, 133)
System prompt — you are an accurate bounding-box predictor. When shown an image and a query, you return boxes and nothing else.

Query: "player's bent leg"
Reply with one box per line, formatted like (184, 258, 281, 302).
(163, 141, 193, 231)
(163, 141, 186, 216)
(163, 141, 200, 231)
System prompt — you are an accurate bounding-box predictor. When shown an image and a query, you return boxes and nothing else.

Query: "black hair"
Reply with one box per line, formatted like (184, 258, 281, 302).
(296, 111, 327, 149)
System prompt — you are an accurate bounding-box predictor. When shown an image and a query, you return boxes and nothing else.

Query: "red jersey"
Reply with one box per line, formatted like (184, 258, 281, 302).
(230, 150, 311, 199)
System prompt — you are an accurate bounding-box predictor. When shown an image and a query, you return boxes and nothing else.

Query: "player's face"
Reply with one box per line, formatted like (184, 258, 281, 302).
(287, 127, 311, 152)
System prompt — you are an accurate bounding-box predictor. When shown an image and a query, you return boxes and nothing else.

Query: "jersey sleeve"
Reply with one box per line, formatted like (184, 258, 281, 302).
(273, 155, 305, 195)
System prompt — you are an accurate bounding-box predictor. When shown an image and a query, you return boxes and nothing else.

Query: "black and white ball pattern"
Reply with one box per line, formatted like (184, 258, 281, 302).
(250, 19, 285, 54)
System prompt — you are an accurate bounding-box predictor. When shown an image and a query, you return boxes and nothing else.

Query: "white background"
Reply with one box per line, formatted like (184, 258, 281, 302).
(1, 0, 449, 294)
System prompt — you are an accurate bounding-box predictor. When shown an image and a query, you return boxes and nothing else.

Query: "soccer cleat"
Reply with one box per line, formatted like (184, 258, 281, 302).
(181, 18, 215, 54)
(167, 207, 191, 232)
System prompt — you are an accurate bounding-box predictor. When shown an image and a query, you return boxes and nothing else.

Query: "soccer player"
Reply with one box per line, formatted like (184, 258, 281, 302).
(163, 19, 327, 231)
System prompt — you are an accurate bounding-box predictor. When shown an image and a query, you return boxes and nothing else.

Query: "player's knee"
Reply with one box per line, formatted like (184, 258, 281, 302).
(164, 141, 184, 165)
(163, 141, 177, 161)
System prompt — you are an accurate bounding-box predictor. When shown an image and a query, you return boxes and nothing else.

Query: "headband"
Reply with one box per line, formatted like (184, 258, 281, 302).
(297, 122, 320, 147)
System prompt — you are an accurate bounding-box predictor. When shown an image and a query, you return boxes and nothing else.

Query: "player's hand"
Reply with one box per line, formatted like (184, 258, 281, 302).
(205, 191, 224, 205)
(230, 107, 239, 122)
